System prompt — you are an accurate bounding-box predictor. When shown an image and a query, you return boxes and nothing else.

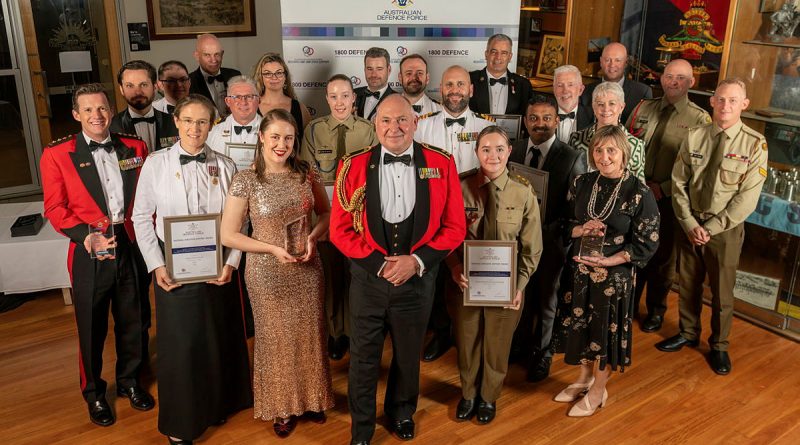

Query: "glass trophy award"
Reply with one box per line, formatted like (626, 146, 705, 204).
(284, 215, 308, 257)
(579, 227, 605, 258)
(88, 216, 115, 259)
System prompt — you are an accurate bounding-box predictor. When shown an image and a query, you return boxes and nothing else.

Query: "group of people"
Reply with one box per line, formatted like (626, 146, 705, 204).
(39, 31, 768, 445)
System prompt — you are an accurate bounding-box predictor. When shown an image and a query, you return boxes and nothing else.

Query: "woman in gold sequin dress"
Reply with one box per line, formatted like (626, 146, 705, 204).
(220, 109, 334, 437)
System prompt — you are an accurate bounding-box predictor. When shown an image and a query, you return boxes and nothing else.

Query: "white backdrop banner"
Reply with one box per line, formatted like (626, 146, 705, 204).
(279, 0, 520, 118)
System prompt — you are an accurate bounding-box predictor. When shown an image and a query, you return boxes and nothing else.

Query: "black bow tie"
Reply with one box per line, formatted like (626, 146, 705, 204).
(412, 104, 422, 113)
(234, 125, 252, 135)
(383, 153, 411, 166)
(89, 140, 114, 153)
(489, 77, 507, 86)
(206, 74, 225, 84)
(179, 152, 207, 165)
(166, 105, 175, 114)
(365, 90, 380, 99)
(445, 117, 466, 127)
(131, 116, 156, 125)
(558, 111, 576, 120)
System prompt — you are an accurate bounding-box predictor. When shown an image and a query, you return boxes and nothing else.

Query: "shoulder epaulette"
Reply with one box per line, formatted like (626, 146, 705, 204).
(342, 146, 373, 160)
(113, 132, 143, 140)
(741, 125, 764, 140)
(353, 115, 373, 125)
(46, 134, 76, 148)
(509, 173, 530, 187)
(418, 111, 441, 120)
(430, 97, 441, 104)
(420, 142, 450, 158)
(476, 112, 495, 122)
(214, 116, 224, 125)
(459, 168, 478, 180)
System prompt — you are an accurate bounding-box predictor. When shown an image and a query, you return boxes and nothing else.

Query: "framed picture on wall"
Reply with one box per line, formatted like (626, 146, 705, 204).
(536, 34, 565, 79)
(146, 0, 257, 40)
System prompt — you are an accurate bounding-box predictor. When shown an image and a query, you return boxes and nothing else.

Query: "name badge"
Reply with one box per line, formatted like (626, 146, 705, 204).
(118, 156, 144, 170)
(318, 149, 333, 154)
(456, 132, 479, 142)
(418, 167, 441, 179)
(690, 153, 704, 159)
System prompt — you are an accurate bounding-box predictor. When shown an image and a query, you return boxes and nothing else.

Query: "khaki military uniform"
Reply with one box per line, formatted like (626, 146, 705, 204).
(627, 96, 711, 317)
(671, 121, 767, 351)
(299, 113, 378, 341)
(449, 168, 542, 402)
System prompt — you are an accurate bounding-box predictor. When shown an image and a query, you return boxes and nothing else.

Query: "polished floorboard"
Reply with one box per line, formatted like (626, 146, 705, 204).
(1, 289, 798, 445)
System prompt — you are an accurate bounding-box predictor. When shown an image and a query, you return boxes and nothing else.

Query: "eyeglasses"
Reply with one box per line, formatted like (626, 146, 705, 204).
(178, 118, 210, 128)
(261, 71, 286, 79)
(226, 94, 260, 102)
(159, 77, 190, 84)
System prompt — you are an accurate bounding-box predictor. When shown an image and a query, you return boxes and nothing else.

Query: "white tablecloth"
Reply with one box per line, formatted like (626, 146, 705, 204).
(0, 202, 71, 294)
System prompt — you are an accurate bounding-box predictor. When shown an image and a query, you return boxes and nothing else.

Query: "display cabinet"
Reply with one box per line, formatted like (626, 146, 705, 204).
(719, 0, 800, 339)
(516, 0, 624, 87)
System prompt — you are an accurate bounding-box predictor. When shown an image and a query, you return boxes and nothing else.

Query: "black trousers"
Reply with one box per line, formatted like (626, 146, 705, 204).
(426, 265, 452, 334)
(515, 229, 568, 359)
(71, 226, 146, 403)
(348, 262, 437, 442)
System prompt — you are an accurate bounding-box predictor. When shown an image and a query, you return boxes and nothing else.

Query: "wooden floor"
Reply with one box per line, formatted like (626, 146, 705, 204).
(1, 290, 799, 445)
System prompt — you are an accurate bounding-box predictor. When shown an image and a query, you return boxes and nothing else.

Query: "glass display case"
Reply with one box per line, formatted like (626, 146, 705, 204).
(719, 0, 800, 339)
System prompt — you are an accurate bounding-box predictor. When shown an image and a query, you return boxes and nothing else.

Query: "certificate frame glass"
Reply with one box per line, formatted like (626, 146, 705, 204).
(508, 162, 549, 220)
(225, 142, 257, 171)
(489, 114, 523, 141)
(463, 240, 517, 307)
(163, 213, 223, 284)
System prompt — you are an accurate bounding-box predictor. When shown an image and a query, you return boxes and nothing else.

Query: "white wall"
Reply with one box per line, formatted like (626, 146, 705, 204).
(120, 0, 283, 77)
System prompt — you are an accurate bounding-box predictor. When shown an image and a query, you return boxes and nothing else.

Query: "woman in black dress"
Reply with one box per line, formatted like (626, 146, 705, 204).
(551, 125, 659, 417)
(252, 52, 311, 141)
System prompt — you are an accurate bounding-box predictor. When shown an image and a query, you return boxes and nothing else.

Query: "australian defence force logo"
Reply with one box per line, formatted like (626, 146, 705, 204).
(380, 0, 427, 20)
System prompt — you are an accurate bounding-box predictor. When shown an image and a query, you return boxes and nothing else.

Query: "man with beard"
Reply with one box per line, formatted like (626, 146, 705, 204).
(153, 60, 191, 115)
(553, 65, 593, 143)
(354, 47, 397, 121)
(415, 65, 493, 362)
(189, 34, 241, 117)
(509, 95, 587, 382)
(581, 42, 653, 124)
(398, 54, 441, 116)
(206, 75, 262, 155)
(111, 60, 178, 152)
(469, 34, 533, 117)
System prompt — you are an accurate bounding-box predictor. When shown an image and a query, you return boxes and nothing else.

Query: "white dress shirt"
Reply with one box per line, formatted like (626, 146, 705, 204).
(557, 105, 578, 144)
(129, 107, 156, 152)
(363, 84, 389, 120)
(410, 94, 442, 116)
(152, 97, 175, 114)
(487, 68, 508, 115)
(201, 68, 227, 115)
(84, 133, 125, 223)
(525, 133, 555, 169)
(178, 147, 211, 215)
(206, 114, 262, 154)
(414, 108, 493, 173)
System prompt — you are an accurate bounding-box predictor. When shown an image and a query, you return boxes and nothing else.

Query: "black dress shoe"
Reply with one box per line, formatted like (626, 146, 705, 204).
(423, 332, 452, 362)
(329, 335, 349, 360)
(212, 417, 226, 426)
(117, 385, 155, 411)
(88, 398, 115, 427)
(455, 398, 477, 421)
(642, 314, 664, 332)
(167, 437, 193, 445)
(709, 350, 731, 375)
(391, 419, 415, 441)
(655, 334, 699, 352)
(350, 441, 370, 445)
(526, 353, 552, 383)
(273, 417, 297, 438)
(476, 400, 496, 425)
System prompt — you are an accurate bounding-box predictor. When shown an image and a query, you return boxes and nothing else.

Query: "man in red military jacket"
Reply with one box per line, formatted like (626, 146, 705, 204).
(40, 83, 154, 427)
(330, 94, 466, 444)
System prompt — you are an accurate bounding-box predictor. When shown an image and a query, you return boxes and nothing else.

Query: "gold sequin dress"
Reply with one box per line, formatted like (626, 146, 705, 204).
(229, 168, 334, 420)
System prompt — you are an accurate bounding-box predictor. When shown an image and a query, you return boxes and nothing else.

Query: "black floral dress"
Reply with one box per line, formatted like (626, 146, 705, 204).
(551, 171, 659, 371)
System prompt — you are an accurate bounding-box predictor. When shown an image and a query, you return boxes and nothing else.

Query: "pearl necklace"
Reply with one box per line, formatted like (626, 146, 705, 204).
(587, 170, 628, 221)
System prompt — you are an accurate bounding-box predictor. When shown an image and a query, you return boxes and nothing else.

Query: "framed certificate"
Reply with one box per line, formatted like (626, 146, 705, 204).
(463, 240, 517, 307)
(226, 142, 257, 171)
(163, 213, 223, 284)
(508, 162, 549, 220)
(489, 114, 522, 141)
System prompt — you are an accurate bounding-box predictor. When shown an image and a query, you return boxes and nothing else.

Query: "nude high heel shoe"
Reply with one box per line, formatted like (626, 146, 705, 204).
(567, 388, 608, 417)
(553, 378, 595, 403)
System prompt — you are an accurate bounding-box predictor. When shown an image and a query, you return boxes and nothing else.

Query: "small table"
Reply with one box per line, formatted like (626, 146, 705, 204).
(0, 202, 72, 305)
